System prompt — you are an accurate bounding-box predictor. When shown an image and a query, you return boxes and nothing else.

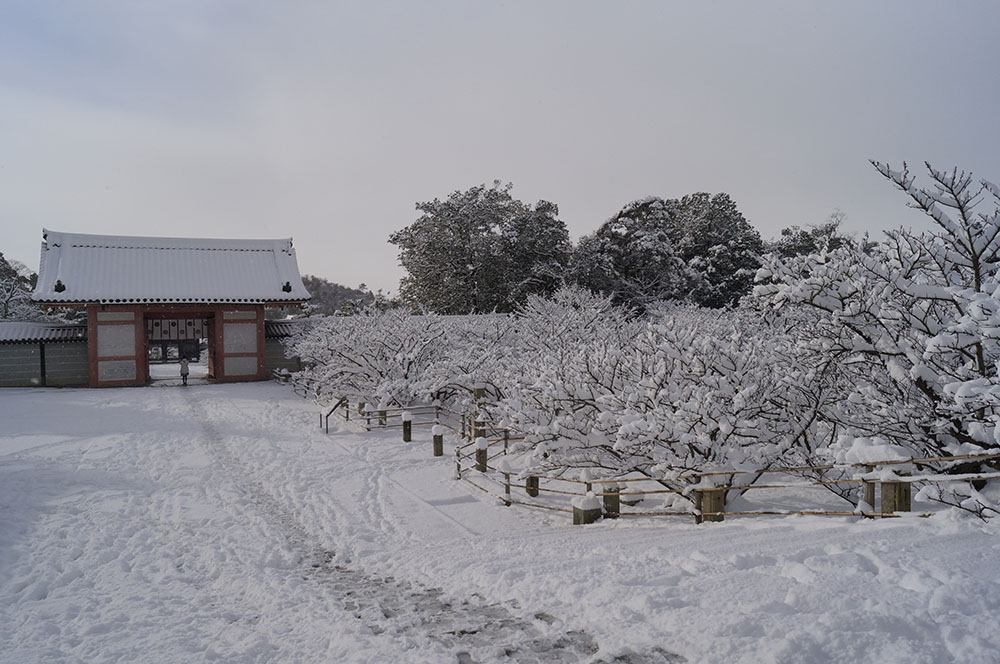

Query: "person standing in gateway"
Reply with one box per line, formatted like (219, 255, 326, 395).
(180, 357, 190, 386)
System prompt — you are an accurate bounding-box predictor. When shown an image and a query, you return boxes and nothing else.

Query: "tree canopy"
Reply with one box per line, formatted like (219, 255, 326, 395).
(769, 210, 855, 258)
(1, 252, 40, 320)
(570, 192, 764, 309)
(389, 182, 571, 314)
(298, 276, 375, 316)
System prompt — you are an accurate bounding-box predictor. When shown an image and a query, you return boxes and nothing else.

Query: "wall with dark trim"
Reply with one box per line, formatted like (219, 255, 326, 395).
(44, 343, 90, 386)
(264, 338, 301, 373)
(0, 342, 88, 387)
(2, 337, 293, 387)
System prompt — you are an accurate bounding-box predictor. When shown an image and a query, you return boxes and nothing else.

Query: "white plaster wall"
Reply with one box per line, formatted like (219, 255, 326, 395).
(223, 323, 258, 354)
(98, 359, 137, 381)
(97, 325, 135, 358)
(224, 356, 258, 376)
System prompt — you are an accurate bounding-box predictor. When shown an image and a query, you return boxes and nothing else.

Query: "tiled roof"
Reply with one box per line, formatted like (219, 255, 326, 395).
(0, 322, 87, 344)
(33, 230, 312, 305)
(264, 318, 317, 338)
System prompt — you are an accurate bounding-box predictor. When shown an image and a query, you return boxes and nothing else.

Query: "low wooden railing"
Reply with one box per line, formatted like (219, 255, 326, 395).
(277, 379, 999, 524)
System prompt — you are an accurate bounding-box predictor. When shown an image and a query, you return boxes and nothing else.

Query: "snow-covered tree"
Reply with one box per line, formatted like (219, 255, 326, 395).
(286, 285, 832, 486)
(494, 295, 831, 482)
(499, 200, 572, 308)
(1, 252, 46, 320)
(422, 313, 519, 406)
(569, 214, 698, 312)
(756, 162, 1000, 484)
(285, 308, 445, 407)
(389, 182, 571, 314)
(769, 210, 856, 258)
(570, 193, 764, 310)
(297, 275, 375, 315)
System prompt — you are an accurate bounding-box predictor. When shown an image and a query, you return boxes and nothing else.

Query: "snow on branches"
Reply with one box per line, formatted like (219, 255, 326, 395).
(288, 289, 830, 483)
(286, 161, 1000, 517)
(285, 309, 445, 408)
(754, 161, 1000, 516)
(757, 162, 1000, 459)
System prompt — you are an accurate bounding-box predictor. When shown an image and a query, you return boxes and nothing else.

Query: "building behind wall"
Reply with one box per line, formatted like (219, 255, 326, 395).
(27, 229, 311, 388)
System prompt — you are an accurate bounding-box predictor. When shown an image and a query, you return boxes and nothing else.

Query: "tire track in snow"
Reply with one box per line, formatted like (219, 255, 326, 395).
(182, 390, 684, 664)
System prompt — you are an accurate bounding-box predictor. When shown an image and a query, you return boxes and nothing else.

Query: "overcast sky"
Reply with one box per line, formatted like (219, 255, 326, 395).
(2, 1, 999, 293)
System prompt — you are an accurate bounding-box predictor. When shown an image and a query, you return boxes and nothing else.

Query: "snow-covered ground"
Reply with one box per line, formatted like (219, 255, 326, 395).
(149, 359, 210, 384)
(2, 383, 999, 663)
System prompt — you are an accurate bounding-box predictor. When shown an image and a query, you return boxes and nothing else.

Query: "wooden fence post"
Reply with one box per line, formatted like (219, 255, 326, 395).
(455, 446, 462, 479)
(525, 476, 539, 497)
(880, 480, 911, 513)
(475, 437, 488, 472)
(432, 424, 444, 457)
(497, 459, 512, 506)
(603, 481, 620, 518)
(862, 464, 875, 513)
(474, 412, 486, 440)
(473, 383, 487, 402)
(695, 489, 725, 523)
(378, 409, 386, 427)
(402, 411, 412, 442)
(572, 492, 602, 525)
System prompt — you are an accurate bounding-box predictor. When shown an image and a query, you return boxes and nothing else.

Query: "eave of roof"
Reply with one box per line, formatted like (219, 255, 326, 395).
(263, 318, 317, 338)
(0, 322, 88, 344)
(32, 229, 313, 305)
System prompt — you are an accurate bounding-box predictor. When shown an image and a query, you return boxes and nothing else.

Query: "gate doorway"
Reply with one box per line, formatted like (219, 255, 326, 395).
(145, 315, 214, 385)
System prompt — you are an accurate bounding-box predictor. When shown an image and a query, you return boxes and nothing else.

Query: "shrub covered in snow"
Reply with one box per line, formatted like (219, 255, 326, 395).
(285, 308, 445, 408)
(286, 163, 1000, 517)
(757, 163, 1000, 460)
(756, 162, 1000, 516)
(286, 288, 832, 482)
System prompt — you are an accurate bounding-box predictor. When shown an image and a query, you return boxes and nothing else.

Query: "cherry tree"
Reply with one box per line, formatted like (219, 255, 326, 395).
(285, 308, 445, 408)
(755, 162, 1000, 515)
(492, 290, 832, 487)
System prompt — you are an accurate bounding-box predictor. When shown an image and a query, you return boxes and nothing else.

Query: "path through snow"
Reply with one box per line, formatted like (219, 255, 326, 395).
(183, 389, 681, 663)
(2, 383, 999, 663)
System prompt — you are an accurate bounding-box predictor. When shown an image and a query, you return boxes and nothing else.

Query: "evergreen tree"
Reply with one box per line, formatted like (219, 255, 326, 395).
(769, 210, 853, 258)
(389, 182, 570, 313)
(298, 275, 375, 316)
(571, 192, 764, 309)
(1, 252, 40, 320)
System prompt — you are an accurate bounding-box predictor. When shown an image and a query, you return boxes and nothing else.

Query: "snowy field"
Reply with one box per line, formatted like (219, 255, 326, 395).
(2, 383, 999, 663)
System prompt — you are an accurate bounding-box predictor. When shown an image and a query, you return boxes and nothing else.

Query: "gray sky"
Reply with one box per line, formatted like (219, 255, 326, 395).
(3, 1, 999, 294)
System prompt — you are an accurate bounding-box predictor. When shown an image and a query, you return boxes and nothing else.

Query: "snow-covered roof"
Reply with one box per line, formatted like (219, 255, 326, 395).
(0, 321, 87, 344)
(32, 230, 312, 305)
(264, 318, 317, 338)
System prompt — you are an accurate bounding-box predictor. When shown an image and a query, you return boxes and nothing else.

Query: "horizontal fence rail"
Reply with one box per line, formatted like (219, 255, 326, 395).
(276, 375, 999, 525)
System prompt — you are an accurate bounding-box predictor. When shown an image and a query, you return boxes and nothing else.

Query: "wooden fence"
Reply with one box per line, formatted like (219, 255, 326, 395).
(277, 372, 1000, 525)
